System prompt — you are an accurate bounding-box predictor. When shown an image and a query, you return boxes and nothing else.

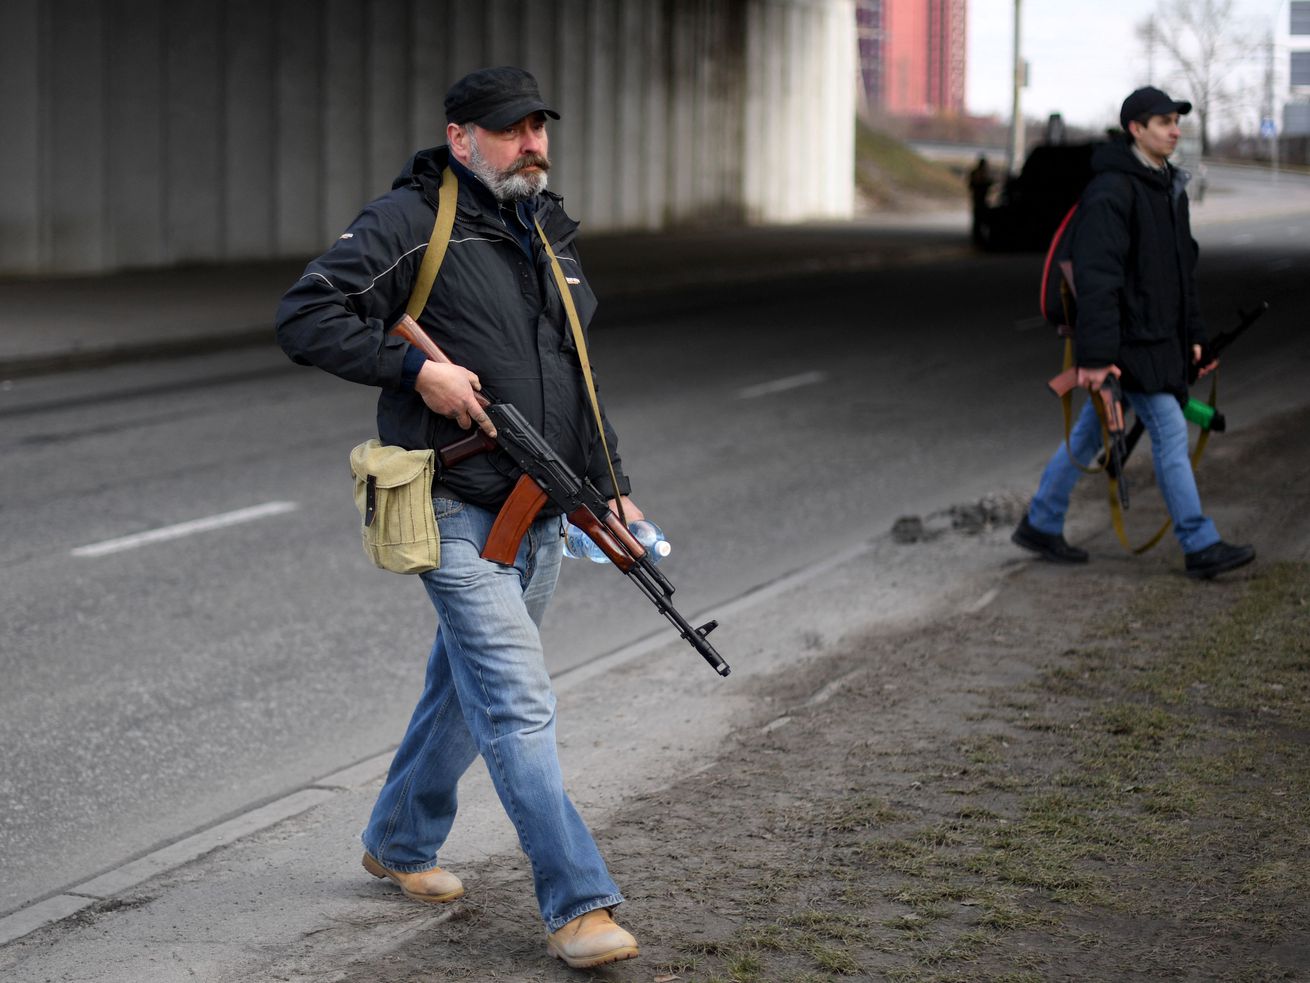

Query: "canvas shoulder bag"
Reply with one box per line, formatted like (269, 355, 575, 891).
(347, 167, 458, 574)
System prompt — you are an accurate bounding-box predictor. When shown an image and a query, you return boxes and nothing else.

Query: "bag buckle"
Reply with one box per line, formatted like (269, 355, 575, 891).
(364, 474, 377, 528)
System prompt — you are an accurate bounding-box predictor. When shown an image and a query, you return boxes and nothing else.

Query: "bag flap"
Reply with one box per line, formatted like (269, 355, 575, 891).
(349, 439, 434, 488)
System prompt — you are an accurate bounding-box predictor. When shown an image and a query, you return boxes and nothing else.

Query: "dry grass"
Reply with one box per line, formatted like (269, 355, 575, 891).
(644, 562, 1310, 982)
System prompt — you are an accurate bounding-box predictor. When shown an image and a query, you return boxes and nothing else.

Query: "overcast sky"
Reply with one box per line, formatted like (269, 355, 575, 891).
(966, 0, 1285, 133)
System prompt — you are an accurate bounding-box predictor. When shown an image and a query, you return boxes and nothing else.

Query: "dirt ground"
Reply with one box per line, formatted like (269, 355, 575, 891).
(324, 404, 1309, 983)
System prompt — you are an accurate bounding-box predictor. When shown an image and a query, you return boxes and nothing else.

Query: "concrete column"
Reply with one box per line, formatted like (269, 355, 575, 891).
(551, 0, 589, 217)
(47, 0, 108, 272)
(0, 0, 42, 272)
(585, 0, 619, 224)
(275, 0, 326, 255)
(821, 0, 857, 218)
(226, 0, 278, 260)
(614, 0, 649, 229)
(408, 0, 448, 151)
(639, 1, 670, 228)
(364, 0, 412, 198)
(163, 1, 225, 262)
(0, 0, 856, 274)
(106, 0, 166, 269)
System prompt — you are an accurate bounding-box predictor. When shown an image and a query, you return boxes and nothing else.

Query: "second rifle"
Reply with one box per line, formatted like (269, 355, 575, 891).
(1098, 300, 1269, 474)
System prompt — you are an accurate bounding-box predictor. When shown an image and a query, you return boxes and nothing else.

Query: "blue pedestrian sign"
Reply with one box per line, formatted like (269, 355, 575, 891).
(1261, 117, 1277, 139)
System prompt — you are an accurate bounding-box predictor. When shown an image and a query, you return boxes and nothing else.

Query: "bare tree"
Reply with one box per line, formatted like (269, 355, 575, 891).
(1138, 0, 1257, 156)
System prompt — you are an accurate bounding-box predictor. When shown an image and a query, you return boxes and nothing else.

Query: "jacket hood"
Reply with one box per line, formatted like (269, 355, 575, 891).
(392, 146, 450, 191)
(1091, 139, 1170, 190)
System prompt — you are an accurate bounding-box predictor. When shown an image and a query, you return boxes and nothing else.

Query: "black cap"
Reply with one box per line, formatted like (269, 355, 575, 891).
(444, 66, 559, 130)
(1120, 86, 1192, 131)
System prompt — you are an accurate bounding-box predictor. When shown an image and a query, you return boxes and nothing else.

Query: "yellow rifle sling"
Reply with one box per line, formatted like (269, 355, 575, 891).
(1077, 367, 1218, 555)
(405, 167, 459, 320)
(533, 216, 627, 525)
(400, 171, 625, 523)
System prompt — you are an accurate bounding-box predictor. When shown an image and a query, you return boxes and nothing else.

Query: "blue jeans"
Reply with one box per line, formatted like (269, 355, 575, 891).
(1027, 391, 1220, 554)
(362, 496, 623, 931)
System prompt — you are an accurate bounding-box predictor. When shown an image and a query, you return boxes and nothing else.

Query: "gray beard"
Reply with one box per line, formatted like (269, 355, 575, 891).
(467, 135, 549, 202)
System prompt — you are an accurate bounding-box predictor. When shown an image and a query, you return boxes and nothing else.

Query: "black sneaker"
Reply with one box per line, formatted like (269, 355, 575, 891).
(1011, 516, 1089, 564)
(1184, 540, 1255, 579)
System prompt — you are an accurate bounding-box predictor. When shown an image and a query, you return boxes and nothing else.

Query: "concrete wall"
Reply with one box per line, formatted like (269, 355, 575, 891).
(0, 0, 855, 275)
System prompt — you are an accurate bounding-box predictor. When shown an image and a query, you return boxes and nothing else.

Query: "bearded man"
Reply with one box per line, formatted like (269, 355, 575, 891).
(276, 66, 640, 969)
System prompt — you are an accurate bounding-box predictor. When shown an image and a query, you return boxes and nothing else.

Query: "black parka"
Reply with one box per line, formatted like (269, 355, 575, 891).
(1072, 139, 1205, 400)
(276, 146, 628, 513)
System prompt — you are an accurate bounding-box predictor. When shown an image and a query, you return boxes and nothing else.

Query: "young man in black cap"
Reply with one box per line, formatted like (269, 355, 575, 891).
(277, 66, 641, 969)
(1012, 86, 1255, 579)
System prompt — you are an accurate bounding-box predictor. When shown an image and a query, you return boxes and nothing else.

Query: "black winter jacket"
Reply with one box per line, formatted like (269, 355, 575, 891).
(276, 146, 629, 513)
(1072, 139, 1205, 399)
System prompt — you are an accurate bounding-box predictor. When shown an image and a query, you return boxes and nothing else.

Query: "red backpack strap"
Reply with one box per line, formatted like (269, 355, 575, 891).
(1040, 202, 1080, 325)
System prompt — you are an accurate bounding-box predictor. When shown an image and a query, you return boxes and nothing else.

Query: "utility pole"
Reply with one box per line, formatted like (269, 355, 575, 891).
(1266, 30, 1281, 181)
(1008, 0, 1024, 173)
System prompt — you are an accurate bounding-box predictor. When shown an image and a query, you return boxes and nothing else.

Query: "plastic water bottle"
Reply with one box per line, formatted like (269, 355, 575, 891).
(563, 519, 671, 565)
(630, 520, 672, 563)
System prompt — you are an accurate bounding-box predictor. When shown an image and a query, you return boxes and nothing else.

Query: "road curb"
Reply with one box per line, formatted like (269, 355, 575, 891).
(0, 788, 333, 947)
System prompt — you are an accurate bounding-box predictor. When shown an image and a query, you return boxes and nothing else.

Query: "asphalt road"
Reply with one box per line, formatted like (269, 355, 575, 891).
(2, 194, 1308, 920)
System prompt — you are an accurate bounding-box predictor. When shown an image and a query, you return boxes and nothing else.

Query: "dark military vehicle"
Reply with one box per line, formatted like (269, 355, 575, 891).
(974, 142, 1104, 252)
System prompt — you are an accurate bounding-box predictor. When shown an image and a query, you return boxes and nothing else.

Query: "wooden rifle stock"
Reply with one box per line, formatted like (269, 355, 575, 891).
(1046, 367, 1078, 398)
(391, 313, 456, 367)
(1047, 367, 1125, 434)
(388, 314, 497, 467)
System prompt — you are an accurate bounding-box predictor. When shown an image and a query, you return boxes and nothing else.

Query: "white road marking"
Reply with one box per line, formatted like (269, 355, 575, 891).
(737, 370, 827, 399)
(71, 501, 299, 558)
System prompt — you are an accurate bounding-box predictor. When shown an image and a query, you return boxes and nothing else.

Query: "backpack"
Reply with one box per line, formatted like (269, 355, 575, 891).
(1041, 170, 1138, 334)
(1039, 201, 1080, 335)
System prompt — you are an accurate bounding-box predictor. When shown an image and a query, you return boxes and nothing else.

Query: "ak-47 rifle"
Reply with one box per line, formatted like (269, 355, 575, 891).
(1191, 301, 1268, 384)
(1046, 366, 1130, 510)
(390, 314, 730, 678)
(1096, 300, 1269, 474)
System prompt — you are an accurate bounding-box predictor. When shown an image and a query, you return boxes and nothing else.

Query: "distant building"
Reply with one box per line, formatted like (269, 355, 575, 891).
(856, 0, 886, 112)
(856, 0, 967, 117)
(1285, 0, 1310, 135)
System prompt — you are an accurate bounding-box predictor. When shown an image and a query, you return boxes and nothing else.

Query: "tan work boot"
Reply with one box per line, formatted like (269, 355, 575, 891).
(362, 852, 464, 903)
(546, 908, 640, 969)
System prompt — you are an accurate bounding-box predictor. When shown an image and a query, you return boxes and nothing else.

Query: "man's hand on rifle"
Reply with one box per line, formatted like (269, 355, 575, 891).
(1192, 343, 1219, 380)
(415, 361, 498, 438)
(1076, 364, 1121, 391)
